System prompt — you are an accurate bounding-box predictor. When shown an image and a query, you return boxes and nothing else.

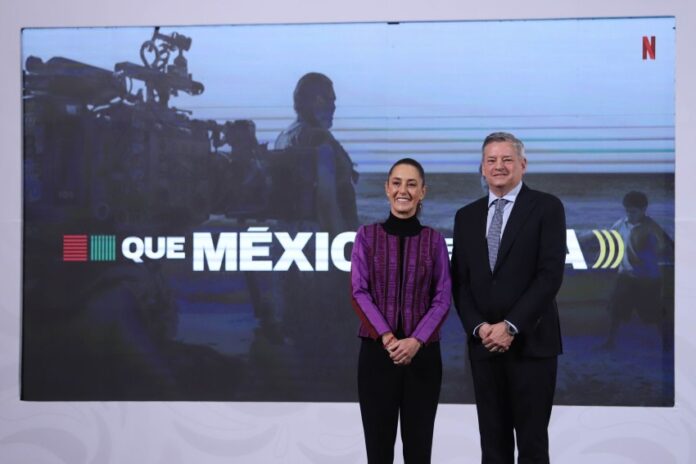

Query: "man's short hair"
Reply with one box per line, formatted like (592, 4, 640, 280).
(623, 191, 649, 209)
(293, 72, 333, 119)
(482, 132, 526, 159)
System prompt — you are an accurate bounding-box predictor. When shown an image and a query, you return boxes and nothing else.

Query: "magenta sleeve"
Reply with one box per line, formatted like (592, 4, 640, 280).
(411, 233, 452, 343)
(350, 226, 392, 338)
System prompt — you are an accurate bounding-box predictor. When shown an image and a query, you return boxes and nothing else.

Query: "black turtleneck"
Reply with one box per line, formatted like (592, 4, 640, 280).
(381, 213, 422, 337)
(381, 212, 423, 237)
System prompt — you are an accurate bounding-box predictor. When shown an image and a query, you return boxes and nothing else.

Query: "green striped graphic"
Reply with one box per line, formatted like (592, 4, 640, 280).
(90, 235, 116, 261)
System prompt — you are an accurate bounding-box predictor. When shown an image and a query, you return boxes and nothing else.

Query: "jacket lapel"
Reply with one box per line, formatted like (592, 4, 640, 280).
(493, 184, 536, 274)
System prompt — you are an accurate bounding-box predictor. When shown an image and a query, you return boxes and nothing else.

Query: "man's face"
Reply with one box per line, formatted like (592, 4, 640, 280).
(311, 86, 336, 129)
(481, 140, 527, 196)
(625, 206, 646, 224)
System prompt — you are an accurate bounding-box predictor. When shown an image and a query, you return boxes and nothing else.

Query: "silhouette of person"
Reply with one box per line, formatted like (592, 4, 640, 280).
(602, 191, 674, 349)
(244, 73, 360, 399)
(275, 72, 358, 235)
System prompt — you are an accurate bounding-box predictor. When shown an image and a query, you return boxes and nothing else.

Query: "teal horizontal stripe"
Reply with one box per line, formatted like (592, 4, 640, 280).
(348, 148, 674, 155)
(183, 106, 673, 119)
(255, 125, 674, 133)
(189, 114, 676, 122)
(355, 158, 672, 165)
(338, 136, 674, 144)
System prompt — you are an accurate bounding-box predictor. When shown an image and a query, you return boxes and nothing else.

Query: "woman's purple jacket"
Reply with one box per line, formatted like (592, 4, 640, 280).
(350, 223, 452, 344)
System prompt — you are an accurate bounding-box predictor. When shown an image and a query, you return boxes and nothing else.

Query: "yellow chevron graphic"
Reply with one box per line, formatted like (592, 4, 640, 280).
(610, 230, 625, 268)
(592, 230, 605, 269)
(601, 230, 615, 269)
(592, 229, 625, 269)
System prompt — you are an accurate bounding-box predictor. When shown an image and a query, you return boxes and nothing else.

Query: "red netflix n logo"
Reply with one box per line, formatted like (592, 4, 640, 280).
(643, 36, 656, 60)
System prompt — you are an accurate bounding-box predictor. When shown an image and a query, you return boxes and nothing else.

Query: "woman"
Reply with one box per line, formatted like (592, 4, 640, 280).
(350, 158, 451, 463)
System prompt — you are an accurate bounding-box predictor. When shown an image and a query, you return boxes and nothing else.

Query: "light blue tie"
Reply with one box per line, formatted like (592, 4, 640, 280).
(487, 199, 508, 271)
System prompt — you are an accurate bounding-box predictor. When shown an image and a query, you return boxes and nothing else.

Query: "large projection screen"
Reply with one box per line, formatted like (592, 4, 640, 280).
(3, 0, 696, 462)
(21, 18, 675, 406)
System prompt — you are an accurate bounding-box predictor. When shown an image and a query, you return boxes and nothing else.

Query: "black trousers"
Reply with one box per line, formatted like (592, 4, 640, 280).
(358, 338, 442, 464)
(470, 352, 557, 464)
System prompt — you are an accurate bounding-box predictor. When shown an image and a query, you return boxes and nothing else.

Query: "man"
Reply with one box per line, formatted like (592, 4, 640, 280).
(602, 191, 674, 349)
(250, 72, 359, 399)
(275, 72, 359, 235)
(451, 132, 566, 463)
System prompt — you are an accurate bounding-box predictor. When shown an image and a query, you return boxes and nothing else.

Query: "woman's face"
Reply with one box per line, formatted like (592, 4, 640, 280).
(385, 163, 426, 219)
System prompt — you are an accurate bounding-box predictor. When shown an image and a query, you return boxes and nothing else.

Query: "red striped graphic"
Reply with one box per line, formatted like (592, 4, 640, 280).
(63, 235, 88, 261)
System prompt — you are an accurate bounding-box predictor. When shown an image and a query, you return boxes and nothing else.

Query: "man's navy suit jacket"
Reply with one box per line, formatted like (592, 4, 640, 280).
(451, 183, 566, 360)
